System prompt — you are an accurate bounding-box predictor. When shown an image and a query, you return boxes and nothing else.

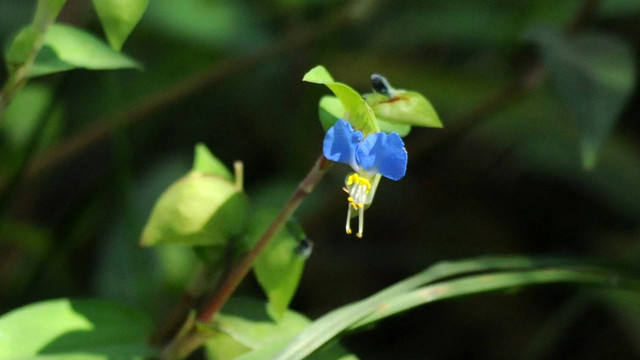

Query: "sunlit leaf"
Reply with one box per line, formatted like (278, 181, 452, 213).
(527, 27, 636, 169)
(0, 298, 156, 359)
(303, 65, 379, 135)
(140, 172, 248, 246)
(364, 91, 442, 128)
(92, 0, 149, 51)
(30, 23, 141, 77)
(193, 143, 233, 181)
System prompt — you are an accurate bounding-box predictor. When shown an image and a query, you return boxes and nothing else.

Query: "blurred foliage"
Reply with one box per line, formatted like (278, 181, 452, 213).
(1, 0, 640, 359)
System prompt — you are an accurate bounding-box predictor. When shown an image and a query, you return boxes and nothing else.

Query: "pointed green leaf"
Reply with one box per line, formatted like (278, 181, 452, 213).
(193, 143, 233, 181)
(30, 23, 141, 77)
(303, 65, 379, 135)
(249, 210, 308, 321)
(364, 91, 442, 128)
(91, 0, 149, 51)
(140, 172, 248, 246)
(527, 27, 635, 169)
(302, 65, 335, 84)
(0, 298, 156, 359)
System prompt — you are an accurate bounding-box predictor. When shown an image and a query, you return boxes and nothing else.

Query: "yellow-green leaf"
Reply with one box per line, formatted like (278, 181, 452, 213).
(91, 0, 149, 51)
(303, 65, 379, 135)
(140, 172, 248, 246)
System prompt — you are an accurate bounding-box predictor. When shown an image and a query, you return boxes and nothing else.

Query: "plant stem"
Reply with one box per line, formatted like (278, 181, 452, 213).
(199, 154, 331, 322)
(160, 154, 332, 359)
(0, 0, 66, 120)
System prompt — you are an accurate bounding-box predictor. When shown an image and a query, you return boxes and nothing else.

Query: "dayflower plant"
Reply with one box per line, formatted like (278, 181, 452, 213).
(303, 65, 440, 237)
(323, 119, 407, 237)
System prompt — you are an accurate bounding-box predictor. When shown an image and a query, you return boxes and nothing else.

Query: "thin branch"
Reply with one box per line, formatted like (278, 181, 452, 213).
(0, 0, 66, 120)
(160, 155, 332, 360)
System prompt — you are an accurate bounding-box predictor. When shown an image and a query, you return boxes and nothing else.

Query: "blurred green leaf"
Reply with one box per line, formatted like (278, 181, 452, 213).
(0, 298, 156, 359)
(193, 143, 233, 181)
(0, 83, 53, 150)
(206, 297, 356, 360)
(30, 23, 140, 77)
(303, 65, 379, 135)
(364, 91, 442, 128)
(526, 27, 636, 169)
(91, 0, 148, 51)
(143, 0, 267, 50)
(273, 256, 639, 360)
(250, 210, 307, 321)
(140, 172, 248, 246)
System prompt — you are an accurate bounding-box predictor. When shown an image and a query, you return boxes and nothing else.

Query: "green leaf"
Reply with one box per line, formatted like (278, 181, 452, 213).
(303, 65, 379, 135)
(526, 27, 636, 169)
(0, 83, 53, 150)
(140, 172, 248, 246)
(193, 143, 234, 181)
(91, 0, 148, 51)
(250, 210, 308, 321)
(206, 297, 357, 360)
(377, 119, 411, 137)
(30, 23, 141, 77)
(318, 95, 344, 132)
(0, 298, 156, 359)
(320, 95, 412, 137)
(364, 91, 442, 128)
(272, 256, 640, 360)
(302, 65, 335, 83)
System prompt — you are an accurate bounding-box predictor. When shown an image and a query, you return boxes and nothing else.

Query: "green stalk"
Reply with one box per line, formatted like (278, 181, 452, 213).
(0, 0, 66, 120)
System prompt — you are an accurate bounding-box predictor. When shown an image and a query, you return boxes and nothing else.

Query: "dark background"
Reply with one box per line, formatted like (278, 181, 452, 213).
(1, 0, 640, 359)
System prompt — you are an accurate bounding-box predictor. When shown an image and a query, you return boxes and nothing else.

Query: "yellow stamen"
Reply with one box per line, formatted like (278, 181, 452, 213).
(344, 173, 374, 237)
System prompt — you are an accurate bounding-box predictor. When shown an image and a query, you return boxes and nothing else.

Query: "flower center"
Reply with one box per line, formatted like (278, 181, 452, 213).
(343, 173, 372, 238)
(346, 173, 371, 209)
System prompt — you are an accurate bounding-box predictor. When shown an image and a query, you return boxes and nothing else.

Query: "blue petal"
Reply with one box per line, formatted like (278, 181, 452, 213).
(323, 119, 363, 169)
(355, 132, 407, 180)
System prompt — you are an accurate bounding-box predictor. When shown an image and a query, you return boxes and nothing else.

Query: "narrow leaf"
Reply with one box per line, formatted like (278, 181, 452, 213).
(91, 0, 149, 51)
(273, 256, 639, 360)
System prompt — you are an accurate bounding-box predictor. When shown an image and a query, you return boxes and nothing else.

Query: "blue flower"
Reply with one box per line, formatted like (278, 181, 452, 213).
(323, 119, 408, 237)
